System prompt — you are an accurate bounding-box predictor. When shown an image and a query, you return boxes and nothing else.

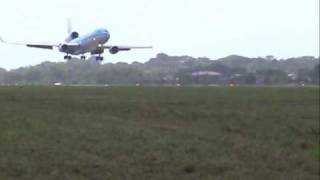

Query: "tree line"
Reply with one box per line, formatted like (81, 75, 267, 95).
(0, 53, 319, 86)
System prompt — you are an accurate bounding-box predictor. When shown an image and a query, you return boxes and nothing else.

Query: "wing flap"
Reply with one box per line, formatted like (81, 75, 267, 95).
(26, 44, 54, 50)
(104, 46, 152, 51)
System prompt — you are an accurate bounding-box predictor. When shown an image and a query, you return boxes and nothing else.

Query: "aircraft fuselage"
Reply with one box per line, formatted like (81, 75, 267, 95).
(59, 29, 110, 55)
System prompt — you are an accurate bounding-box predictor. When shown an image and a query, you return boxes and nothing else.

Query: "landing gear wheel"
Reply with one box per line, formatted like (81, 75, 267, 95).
(64, 55, 72, 60)
(96, 56, 104, 61)
(81, 56, 86, 60)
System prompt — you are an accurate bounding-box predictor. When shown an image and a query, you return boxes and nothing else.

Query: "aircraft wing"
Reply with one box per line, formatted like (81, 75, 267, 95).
(103, 45, 152, 51)
(0, 37, 58, 50)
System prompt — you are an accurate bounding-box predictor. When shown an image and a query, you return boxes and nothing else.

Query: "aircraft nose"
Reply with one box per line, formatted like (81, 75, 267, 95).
(105, 32, 110, 39)
(105, 31, 110, 39)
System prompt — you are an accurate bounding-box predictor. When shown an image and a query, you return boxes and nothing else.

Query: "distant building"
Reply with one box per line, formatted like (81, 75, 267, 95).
(54, 82, 62, 86)
(192, 71, 222, 76)
(288, 73, 298, 80)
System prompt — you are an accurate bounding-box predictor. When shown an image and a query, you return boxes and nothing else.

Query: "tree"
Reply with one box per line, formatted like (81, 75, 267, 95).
(312, 64, 320, 84)
(0, 68, 6, 84)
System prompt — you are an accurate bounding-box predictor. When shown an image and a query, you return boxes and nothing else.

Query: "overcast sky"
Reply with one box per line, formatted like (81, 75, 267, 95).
(0, 0, 319, 69)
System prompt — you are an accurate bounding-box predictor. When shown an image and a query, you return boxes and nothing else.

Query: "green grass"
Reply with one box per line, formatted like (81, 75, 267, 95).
(0, 86, 319, 180)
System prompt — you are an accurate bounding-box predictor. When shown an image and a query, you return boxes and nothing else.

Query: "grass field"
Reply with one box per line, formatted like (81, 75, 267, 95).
(0, 86, 319, 180)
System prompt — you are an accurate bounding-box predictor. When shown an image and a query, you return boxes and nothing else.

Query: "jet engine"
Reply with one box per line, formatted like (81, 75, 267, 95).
(109, 46, 119, 54)
(59, 44, 69, 52)
(65, 32, 79, 42)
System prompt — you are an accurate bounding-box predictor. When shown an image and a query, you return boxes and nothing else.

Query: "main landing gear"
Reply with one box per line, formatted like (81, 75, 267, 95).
(96, 55, 104, 61)
(64, 55, 86, 60)
(63, 54, 103, 61)
(80, 55, 86, 60)
(64, 55, 72, 60)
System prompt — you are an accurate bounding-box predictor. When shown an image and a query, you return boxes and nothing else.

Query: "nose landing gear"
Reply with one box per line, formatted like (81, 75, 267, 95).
(81, 55, 86, 60)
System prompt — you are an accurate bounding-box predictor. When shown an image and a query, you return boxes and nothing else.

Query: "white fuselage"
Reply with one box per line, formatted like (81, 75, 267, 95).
(59, 29, 110, 55)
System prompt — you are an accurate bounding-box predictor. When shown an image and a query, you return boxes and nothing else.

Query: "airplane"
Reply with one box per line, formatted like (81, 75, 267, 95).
(0, 21, 152, 61)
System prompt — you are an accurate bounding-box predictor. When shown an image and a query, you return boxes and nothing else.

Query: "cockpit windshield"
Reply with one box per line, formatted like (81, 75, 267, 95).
(94, 29, 109, 34)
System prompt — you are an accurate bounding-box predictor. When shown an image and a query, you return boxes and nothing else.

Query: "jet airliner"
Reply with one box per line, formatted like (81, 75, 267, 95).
(0, 23, 152, 61)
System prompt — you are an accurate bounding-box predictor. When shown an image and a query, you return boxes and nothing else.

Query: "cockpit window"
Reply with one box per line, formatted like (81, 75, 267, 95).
(95, 29, 109, 34)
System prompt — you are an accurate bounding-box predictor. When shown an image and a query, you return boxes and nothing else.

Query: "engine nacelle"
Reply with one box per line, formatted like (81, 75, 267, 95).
(59, 44, 68, 52)
(109, 46, 119, 54)
(65, 32, 79, 42)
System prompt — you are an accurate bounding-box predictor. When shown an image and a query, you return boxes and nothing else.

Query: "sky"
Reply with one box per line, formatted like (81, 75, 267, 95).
(0, 0, 319, 69)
